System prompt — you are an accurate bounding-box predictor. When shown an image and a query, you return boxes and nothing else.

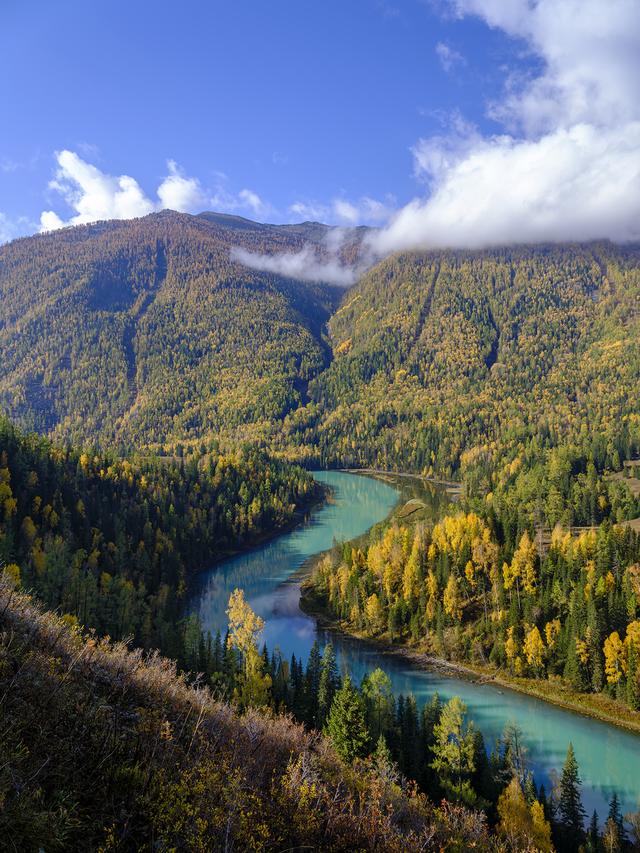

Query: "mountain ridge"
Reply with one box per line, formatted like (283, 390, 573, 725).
(1, 215, 639, 487)
(0, 211, 347, 449)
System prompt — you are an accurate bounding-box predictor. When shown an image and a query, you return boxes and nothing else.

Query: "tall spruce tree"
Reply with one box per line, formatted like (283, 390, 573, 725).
(318, 643, 340, 727)
(324, 674, 370, 763)
(558, 743, 586, 851)
(586, 810, 600, 853)
(606, 792, 625, 850)
(304, 641, 322, 726)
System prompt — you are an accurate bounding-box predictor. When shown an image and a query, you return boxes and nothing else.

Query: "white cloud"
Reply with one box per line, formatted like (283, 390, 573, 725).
(452, 0, 640, 134)
(157, 159, 207, 212)
(289, 200, 329, 221)
(369, 0, 640, 253)
(1, 157, 19, 173)
(0, 212, 38, 244)
(0, 212, 18, 243)
(238, 188, 270, 218)
(40, 150, 155, 231)
(231, 245, 362, 287)
(233, 195, 394, 285)
(289, 195, 394, 226)
(435, 41, 465, 73)
(39, 151, 271, 231)
(333, 199, 360, 224)
(374, 122, 640, 252)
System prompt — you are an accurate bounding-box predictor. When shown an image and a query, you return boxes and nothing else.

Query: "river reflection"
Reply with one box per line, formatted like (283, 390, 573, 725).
(191, 471, 640, 821)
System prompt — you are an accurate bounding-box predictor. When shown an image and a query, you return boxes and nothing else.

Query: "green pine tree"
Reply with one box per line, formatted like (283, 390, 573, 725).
(304, 640, 322, 726)
(372, 734, 400, 787)
(606, 792, 625, 850)
(324, 674, 370, 763)
(318, 643, 340, 727)
(558, 743, 586, 851)
(430, 696, 476, 805)
(586, 809, 600, 853)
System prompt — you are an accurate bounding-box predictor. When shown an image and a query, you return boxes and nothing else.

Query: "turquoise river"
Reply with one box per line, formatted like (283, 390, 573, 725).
(191, 470, 640, 821)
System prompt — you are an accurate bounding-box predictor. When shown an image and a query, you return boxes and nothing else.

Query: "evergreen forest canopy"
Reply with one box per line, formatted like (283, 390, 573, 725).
(0, 211, 349, 450)
(1, 215, 639, 517)
(0, 414, 319, 668)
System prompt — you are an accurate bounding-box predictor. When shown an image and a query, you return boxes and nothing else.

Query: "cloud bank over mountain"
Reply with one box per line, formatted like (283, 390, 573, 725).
(370, 0, 640, 253)
(16, 0, 640, 285)
(231, 241, 366, 287)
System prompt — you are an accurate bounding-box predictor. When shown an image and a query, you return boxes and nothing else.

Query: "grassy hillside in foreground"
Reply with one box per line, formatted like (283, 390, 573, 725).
(0, 577, 496, 852)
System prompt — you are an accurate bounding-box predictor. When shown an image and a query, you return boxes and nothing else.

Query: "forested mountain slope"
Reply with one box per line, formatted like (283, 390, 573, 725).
(0, 211, 345, 451)
(281, 243, 640, 483)
(2, 218, 639, 495)
(0, 415, 318, 666)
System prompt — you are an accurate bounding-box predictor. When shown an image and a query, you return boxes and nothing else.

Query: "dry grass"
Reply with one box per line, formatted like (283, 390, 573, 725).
(0, 577, 499, 852)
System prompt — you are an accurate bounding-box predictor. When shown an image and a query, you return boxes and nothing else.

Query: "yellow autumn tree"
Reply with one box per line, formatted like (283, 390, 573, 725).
(497, 777, 553, 852)
(365, 593, 384, 633)
(523, 625, 546, 672)
(226, 588, 271, 708)
(425, 569, 438, 623)
(402, 534, 421, 605)
(504, 531, 538, 601)
(625, 620, 640, 655)
(544, 618, 561, 649)
(505, 626, 518, 668)
(464, 560, 476, 588)
(443, 574, 462, 622)
(603, 631, 625, 684)
(575, 636, 589, 666)
(530, 800, 554, 852)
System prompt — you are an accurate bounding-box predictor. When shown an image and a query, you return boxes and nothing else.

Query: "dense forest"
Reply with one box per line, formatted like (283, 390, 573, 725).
(310, 488, 640, 710)
(187, 589, 635, 852)
(6, 574, 638, 852)
(0, 211, 347, 451)
(0, 414, 319, 665)
(3, 217, 640, 849)
(280, 243, 640, 486)
(3, 221, 639, 511)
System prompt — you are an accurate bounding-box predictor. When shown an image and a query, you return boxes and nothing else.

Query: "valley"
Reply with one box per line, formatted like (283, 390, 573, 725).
(191, 470, 640, 821)
(2, 214, 640, 851)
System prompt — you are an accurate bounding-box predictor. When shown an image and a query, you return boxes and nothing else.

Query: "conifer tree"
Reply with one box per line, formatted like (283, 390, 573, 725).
(317, 643, 340, 727)
(586, 810, 600, 853)
(371, 734, 400, 787)
(361, 667, 394, 743)
(558, 743, 586, 851)
(325, 674, 370, 763)
(431, 696, 476, 804)
(605, 792, 625, 851)
(304, 640, 322, 726)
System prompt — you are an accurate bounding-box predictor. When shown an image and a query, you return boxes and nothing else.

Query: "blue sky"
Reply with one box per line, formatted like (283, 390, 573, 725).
(1, 0, 639, 255)
(0, 1, 520, 228)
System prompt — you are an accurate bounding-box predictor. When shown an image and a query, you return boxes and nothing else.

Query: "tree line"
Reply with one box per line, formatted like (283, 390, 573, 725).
(311, 507, 640, 713)
(0, 415, 320, 666)
(191, 587, 639, 853)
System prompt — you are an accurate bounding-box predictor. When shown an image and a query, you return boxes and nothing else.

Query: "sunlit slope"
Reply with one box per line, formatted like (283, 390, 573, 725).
(3, 221, 639, 477)
(0, 211, 342, 450)
(280, 243, 640, 475)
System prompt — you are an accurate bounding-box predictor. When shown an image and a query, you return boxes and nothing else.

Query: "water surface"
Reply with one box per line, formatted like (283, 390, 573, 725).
(192, 470, 640, 820)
